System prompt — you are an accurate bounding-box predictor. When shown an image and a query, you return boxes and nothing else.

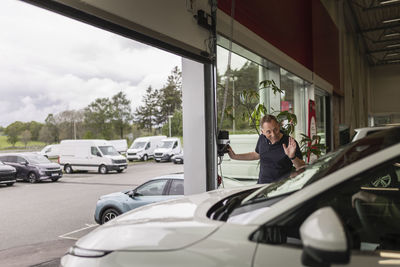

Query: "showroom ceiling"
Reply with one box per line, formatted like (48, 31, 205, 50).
(349, 0, 400, 65)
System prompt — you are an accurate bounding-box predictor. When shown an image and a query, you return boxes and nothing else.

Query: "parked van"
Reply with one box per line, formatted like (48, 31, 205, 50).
(126, 136, 166, 161)
(154, 137, 182, 162)
(109, 139, 128, 155)
(58, 139, 128, 174)
(39, 144, 60, 159)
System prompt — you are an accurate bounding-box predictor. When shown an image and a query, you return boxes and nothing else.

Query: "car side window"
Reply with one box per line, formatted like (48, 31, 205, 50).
(169, 179, 184, 195)
(146, 142, 150, 149)
(257, 156, 400, 252)
(173, 142, 177, 149)
(8, 156, 17, 163)
(15, 156, 26, 163)
(136, 179, 168, 196)
(91, 147, 99, 156)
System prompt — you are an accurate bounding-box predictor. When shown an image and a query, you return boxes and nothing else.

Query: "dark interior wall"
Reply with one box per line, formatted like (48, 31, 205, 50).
(218, 0, 313, 70)
(312, 0, 340, 92)
(218, 0, 339, 91)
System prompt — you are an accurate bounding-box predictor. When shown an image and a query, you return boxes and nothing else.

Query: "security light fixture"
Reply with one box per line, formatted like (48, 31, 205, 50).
(380, 0, 400, 5)
(387, 53, 399, 57)
(383, 17, 400, 23)
(389, 59, 400, 63)
(384, 33, 400, 37)
(386, 43, 400, 48)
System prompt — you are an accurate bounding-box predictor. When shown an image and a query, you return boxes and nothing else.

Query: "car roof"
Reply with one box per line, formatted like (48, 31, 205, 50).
(354, 126, 392, 132)
(150, 173, 184, 180)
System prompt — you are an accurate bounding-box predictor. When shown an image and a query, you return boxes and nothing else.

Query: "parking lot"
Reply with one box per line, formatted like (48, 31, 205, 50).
(0, 161, 183, 266)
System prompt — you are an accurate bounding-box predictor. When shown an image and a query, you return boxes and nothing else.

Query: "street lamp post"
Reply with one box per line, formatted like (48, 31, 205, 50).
(168, 115, 173, 137)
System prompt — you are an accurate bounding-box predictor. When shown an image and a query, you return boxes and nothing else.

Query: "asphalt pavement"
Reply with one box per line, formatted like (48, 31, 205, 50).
(0, 161, 183, 266)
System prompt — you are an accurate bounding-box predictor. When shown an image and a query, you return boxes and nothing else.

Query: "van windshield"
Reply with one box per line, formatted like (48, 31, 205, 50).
(131, 142, 146, 149)
(99, 146, 119, 156)
(159, 141, 174, 148)
(25, 154, 51, 164)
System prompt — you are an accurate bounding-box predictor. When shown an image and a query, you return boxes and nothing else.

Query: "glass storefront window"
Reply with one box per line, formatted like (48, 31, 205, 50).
(280, 69, 307, 142)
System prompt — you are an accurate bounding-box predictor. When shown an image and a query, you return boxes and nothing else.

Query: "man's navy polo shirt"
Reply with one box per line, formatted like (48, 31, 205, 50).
(255, 133, 302, 184)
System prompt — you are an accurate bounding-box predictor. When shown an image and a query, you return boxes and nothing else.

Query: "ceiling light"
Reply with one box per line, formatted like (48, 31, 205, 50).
(386, 43, 400, 48)
(389, 59, 400, 63)
(383, 17, 400, 23)
(384, 33, 400, 37)
(387, 53, 399, 56)
(380, 0, 400, 5)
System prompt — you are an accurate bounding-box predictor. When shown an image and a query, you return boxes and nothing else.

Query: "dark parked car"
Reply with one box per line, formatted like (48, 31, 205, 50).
(171, 151, 184, 164)
(0, 161, 17, 186)
(0, 153, 62, 183)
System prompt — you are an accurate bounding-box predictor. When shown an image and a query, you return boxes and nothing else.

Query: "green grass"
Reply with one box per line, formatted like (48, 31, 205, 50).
(0, 136, 46, 150)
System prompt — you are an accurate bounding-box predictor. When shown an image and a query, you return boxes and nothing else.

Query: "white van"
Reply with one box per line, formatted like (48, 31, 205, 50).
(126, 136, 166, 161)
(154, 137, 182, 162)
(39, 144, 61, 159)
(58, 139, 128, 174)
(109, 139, 128, 155)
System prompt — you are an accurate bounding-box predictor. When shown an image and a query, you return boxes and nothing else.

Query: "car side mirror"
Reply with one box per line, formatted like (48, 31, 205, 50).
(133, 192, 142, 198)
(300, 207, 350, 267)
(20, 161, 28, 165)
(96, 152, 102, 157)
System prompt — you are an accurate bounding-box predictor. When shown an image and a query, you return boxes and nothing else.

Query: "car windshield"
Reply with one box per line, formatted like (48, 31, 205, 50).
(99, 146, 119, 156)
(131, 141, 146, 149)
(242, 127, 400, 205)
(25, 154, 51, 164)
(159, 141, 174, 148)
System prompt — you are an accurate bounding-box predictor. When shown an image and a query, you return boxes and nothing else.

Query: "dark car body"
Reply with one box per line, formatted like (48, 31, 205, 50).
(0, 153, 62, 183)
(172, 152, 184, 164)
(0, 161, 17, 186)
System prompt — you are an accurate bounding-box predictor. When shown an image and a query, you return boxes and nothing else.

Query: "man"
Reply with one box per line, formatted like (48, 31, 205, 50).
(227, 114, 305, 184)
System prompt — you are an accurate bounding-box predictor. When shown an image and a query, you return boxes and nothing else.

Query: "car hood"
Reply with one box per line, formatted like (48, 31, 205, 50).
(75, 186, 259, 251)
(127, 148, 143, 153)
(99, 191, 129, 200)
(0, 165, 16, 172)
(154, 148, 171, 154)
(104, 155, 126, 160)
(36, 163, 61, 169)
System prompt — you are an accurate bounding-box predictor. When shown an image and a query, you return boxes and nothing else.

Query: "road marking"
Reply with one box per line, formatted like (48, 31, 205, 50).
(59, 224, 98, 240)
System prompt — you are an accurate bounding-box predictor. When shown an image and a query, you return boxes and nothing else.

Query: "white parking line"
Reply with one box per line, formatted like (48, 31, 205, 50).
(59, 224, 98, 240)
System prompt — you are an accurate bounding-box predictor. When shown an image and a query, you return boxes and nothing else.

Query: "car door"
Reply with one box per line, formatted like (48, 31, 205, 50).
(129, 179, 170, 209)
(252, 155, 400, 267)
(87, 146, 101, 171)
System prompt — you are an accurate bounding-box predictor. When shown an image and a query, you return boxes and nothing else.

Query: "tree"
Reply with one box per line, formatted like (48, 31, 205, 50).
(38, 126, 53, 144)
(84, 97, 113, 139)
(56, 109, 85, 140)
(45, 114, 59, 143)
(21, 130, 32, 148)
(111, 91, 134, 138)
(27, 121, 43, 141)
(157, 66, 182, 125)
(161, 109, 183, 137)
(134, 86, 160, 131)
(5, 121, 25, 147)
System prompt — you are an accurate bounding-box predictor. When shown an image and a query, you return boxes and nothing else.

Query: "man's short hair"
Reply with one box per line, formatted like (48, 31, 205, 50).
(260, 114, 279, 127)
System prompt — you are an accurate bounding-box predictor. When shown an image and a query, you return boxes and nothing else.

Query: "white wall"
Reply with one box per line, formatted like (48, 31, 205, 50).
(54, 0, 211, 58)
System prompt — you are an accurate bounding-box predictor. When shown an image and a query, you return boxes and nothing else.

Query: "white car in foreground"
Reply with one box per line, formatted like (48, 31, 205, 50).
(62, 128, 400, 267)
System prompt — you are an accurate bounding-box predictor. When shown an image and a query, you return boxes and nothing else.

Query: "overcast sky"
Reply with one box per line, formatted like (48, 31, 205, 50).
(0, 0, 181, 127)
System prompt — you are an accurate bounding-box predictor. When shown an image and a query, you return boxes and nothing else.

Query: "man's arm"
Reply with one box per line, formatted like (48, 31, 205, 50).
(227, 146, 260, 160)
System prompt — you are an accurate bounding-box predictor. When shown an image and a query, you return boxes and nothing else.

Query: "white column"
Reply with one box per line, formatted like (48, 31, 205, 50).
(182, 58, 207, 195)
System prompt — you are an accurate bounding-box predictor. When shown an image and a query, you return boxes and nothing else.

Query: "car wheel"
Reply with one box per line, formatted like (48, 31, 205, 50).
(101, 208, 121, 224)
(64, 164, 73, 174)
(28, 172, 38, 183)
(142, 154, 148, 161)
(6, 182, 14, 186)
(99, 164, 108, 174)
(51, 178, 59, 182)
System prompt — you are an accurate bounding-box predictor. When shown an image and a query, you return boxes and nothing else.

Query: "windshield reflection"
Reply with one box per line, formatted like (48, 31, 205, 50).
(131, 142, 146, 149)
(99, 146, 119, 156)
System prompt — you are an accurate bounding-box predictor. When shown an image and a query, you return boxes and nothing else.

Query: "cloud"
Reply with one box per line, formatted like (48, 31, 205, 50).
(0, 0, 181, 127)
